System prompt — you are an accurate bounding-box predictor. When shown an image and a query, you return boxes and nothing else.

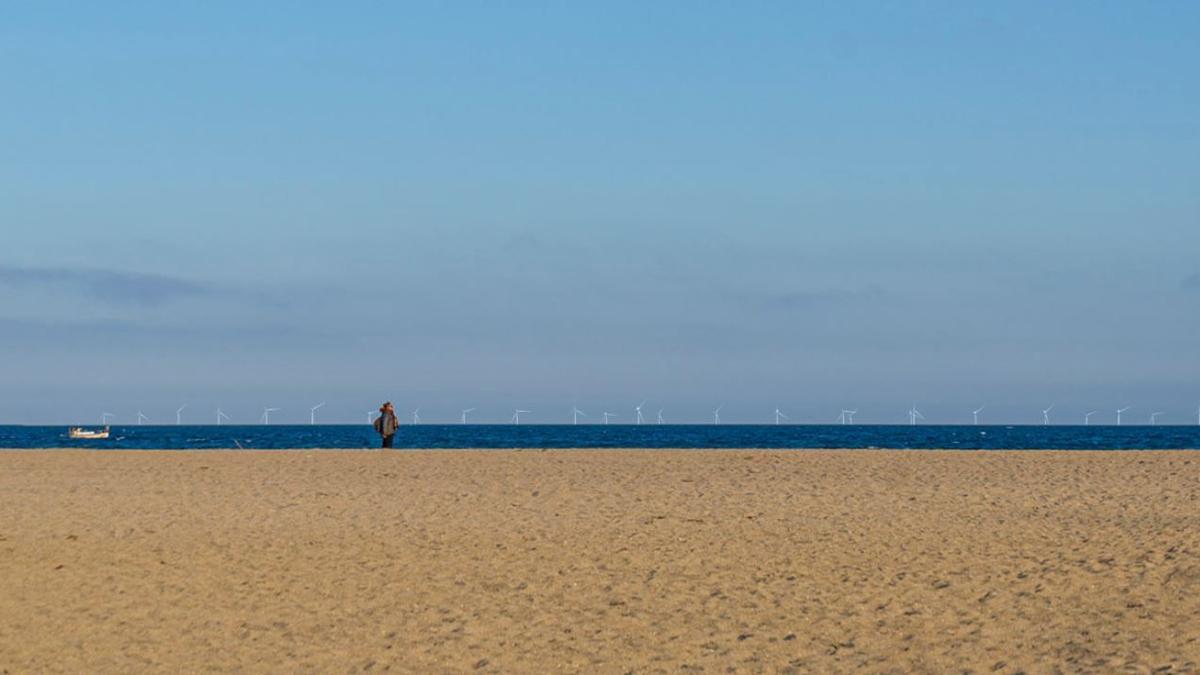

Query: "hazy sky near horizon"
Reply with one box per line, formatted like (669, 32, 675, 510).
(2, 2, 1198, 424)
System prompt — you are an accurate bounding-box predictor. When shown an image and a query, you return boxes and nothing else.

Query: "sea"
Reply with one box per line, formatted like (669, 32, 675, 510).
(1, 424, 1199, 450)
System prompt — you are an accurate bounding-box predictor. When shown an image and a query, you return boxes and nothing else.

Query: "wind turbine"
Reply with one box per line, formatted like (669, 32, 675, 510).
(635, 401, 646, 425)
(713, 405, 722, 425)
(838, 409, 857, 425)
(1116, 406, 1130, 426)
(101, 412, 115, 425)
(137, 411, 150, 425)
(367, 410, 379, 424)
(656, 409, 664, 425)
(907, 404, 924, 426)
(1150, 412, 1164, 425)
(571, 406, 587, 425)
(602, 412, 616, 425)
(511, 409, 529, 425)
(774, 407, 788, 425)
(176, 404, 187, 425)
(412, 408, 421, 425)
(972, 406, 984, 426)
(1042, 404, 1055, 426)
(260, 407, 280, 425)
(461, 408, 475, 424)
(217, 409, 231, 425)
(310, 402, 326, 425)
(1084, 410, 1097, 426)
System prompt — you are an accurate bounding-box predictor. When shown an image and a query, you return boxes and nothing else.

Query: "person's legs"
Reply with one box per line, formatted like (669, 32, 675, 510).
(382, 434, 394, 449)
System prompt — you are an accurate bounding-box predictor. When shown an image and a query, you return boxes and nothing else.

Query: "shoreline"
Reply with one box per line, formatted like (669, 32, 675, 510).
(5, 446, 1200, 452)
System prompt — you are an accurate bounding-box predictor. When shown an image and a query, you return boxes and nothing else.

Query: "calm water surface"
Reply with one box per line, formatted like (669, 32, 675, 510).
(1, 425, 1199, 450)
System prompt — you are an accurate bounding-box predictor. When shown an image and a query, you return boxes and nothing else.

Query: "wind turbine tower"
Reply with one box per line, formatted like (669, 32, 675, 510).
(310, 403, 326, 425)
(367, 410, 378, 424)
(260, 407, 280, 425)
(1116, 406, 1130, 426)
(412, 408, 421, 425)
(137, 411, 150, 425)
(907, 404, 924, 426)
(713, 406, 722, 425)
(1150, 412, 1164, 425)
(176, 404, 187, 426)
(774, 407, 788, 425)
(461, 408, 475, 424)
(511, 409, 529, 425)
(101, 412, 115, 425)
(635, 401, 645, 425)
(217, 409, 231, 425)
(1042, 404, 1055, 426)
(1084, 411, 1097, 426)
(602, 412, 616, 425)
(656, 409, 664, 425)
(972, 406, 984, 425)
(572, 406, 586, 425)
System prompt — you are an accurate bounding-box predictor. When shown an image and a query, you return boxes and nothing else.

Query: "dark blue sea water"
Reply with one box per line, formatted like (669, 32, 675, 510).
(1, 425, 1199, 450)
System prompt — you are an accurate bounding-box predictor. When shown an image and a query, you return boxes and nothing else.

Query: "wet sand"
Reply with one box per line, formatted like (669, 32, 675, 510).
(1, 449, 1198, 673)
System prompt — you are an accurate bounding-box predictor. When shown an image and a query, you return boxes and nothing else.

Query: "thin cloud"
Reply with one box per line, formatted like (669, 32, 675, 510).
(1182, 273, 1200, 292)
(503, 231, 545, 252)
(0, 316, 342, 350)
(0, 265, 222, 306)
(761, 286, 889, 310)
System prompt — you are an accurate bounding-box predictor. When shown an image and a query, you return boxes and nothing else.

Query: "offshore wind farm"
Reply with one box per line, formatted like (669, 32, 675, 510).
(6, 399, 1200, 450)
(30, 400, 1200, 428)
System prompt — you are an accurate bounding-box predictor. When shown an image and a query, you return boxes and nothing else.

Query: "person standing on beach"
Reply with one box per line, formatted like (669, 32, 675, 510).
(374, 402, 400, 448)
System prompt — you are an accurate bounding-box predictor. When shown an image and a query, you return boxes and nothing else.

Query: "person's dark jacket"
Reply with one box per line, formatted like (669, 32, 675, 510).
(374, 412, 399, 436)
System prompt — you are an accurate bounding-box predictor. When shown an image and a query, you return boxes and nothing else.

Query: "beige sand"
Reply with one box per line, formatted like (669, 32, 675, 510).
(1, 450, 1198, 673)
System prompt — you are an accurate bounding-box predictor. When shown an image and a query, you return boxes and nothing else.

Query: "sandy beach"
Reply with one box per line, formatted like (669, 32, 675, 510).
(1, 449, 1198, 673)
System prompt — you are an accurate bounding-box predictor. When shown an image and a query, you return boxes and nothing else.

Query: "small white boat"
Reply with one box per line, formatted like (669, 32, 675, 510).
(69, 426, 110, 440)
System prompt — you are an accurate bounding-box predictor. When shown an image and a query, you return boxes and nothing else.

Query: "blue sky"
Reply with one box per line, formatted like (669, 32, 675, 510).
(2, 2, 1198, 424)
